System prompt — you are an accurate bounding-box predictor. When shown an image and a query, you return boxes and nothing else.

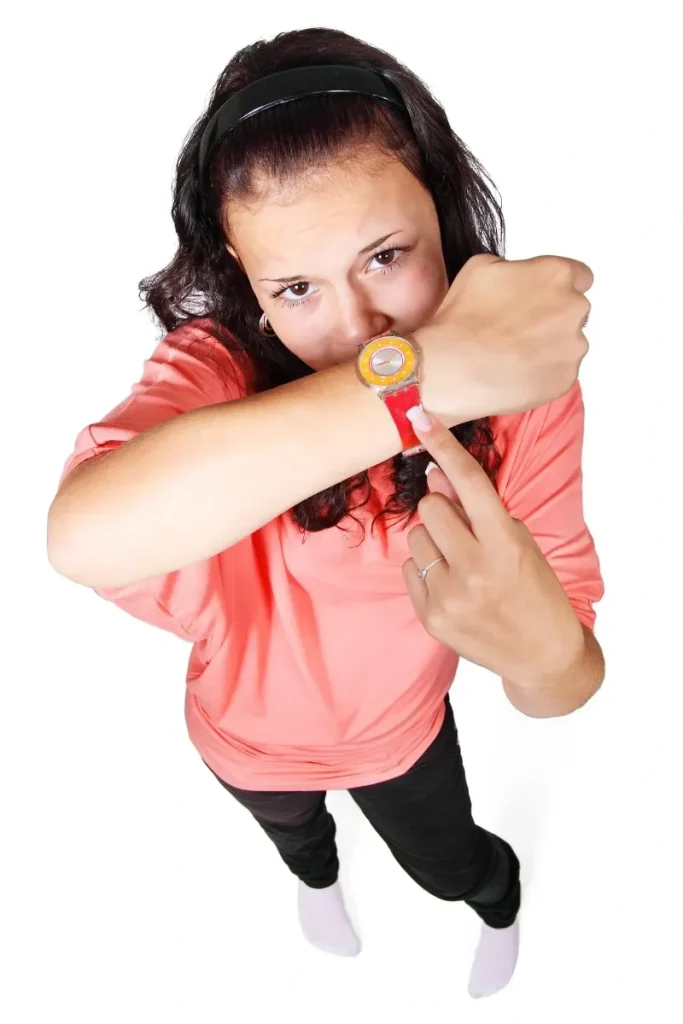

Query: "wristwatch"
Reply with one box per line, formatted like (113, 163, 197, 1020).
(355, 332, 426, 456)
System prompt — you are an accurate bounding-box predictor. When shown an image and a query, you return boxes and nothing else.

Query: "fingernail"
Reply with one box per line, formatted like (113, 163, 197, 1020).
(406, 405, 433, 431)
(425, 461, 439, 476)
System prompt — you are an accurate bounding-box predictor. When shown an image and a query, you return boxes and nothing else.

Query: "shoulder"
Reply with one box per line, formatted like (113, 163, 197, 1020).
(142, 316, 254, 401)
(57, 317, 254, 487)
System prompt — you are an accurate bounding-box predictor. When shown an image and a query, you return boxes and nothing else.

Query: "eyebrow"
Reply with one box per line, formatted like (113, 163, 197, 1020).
(258, 230, 405, 284)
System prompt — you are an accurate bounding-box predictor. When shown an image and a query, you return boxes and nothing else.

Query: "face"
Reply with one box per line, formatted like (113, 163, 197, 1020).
(224, 150, 450, 371)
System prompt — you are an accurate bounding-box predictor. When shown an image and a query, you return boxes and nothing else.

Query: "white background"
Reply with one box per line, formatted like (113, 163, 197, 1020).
(3, 2, 681, 1021)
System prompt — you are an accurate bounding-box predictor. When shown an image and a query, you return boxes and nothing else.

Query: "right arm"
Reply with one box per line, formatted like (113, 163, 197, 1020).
(47, 326, 468, 589)
(48, 251, 593, 592)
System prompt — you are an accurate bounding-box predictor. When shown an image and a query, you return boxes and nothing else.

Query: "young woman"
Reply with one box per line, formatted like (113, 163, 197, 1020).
(47, 27, 603, 999)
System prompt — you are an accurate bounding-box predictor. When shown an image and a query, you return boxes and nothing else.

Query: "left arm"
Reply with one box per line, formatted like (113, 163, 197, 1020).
(502, 623, 605, 718)
(499, 379, 605, 717)
(403, 380, 605, 719)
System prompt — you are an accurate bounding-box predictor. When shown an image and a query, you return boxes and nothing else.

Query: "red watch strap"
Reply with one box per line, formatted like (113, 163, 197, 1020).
(383, 383, 423, 452)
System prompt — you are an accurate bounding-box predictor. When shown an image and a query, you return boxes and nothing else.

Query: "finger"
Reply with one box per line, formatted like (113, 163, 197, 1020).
(425, 465, 472, 528)
(402, 557, 429, 622)
(533, 254, 594, 294)
(407, 409, 511, 540)
(566, 257, 594, 294)
(425, 462, 458, 500)
(406, 522, 448, 576)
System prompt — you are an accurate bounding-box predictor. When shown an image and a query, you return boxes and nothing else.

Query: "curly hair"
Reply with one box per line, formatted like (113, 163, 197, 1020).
(139, 27, 505, 546)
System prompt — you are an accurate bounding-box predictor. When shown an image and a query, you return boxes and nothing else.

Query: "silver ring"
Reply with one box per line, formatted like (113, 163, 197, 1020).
(417, 556, 447, 580)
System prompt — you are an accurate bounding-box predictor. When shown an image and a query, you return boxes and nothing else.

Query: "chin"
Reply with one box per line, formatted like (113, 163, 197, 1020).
(302, 358, 325, 372)
(308, 355, 347, 372)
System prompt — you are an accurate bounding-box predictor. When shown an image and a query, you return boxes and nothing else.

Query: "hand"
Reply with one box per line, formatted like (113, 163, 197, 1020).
(414, 252, 593, 425)
(402, 409, 585, 684)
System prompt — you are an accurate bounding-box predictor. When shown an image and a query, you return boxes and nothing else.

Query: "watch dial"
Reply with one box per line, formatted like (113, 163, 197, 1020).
(370, 346, 404, 377)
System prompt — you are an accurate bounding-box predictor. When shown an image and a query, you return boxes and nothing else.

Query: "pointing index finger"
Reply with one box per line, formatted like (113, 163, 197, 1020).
(407, 406, 511, 538)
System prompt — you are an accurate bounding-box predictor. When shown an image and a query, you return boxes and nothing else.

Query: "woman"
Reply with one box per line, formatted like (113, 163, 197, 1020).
(47, 27, 604, 999)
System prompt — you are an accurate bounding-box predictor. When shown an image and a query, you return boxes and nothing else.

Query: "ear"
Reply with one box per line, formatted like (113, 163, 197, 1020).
(226, 244, 243, 269)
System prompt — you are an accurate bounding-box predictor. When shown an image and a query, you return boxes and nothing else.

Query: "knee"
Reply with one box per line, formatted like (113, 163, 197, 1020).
(398, 831, 517, 905)
(260, 796, 332, 833)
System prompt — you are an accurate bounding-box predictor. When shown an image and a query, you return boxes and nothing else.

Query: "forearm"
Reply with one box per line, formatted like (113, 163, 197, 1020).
(47, 330, 466, 589)
(502, 624, 605, 718)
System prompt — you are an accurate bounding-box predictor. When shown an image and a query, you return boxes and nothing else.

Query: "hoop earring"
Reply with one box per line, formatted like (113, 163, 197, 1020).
(259, 311, 277, 337)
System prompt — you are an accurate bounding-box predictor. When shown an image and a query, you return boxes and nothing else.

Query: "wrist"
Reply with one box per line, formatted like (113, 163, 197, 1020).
(411, 324, 476, 428)
(354, 333, 426, 457)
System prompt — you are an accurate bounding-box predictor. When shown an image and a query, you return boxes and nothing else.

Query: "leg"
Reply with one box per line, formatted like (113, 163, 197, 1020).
(348, 696, 521, 995)
(202, 760, 339, 887)
(348, 696, 520, 924)
(202, 761, 360, 956)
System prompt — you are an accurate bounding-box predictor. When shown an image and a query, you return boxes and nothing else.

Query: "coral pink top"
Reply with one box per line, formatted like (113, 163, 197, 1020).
(58, 318, 604, 791)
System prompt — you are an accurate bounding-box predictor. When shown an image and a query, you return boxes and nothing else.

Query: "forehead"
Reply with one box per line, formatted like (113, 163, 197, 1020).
(225, 154, 426, 262)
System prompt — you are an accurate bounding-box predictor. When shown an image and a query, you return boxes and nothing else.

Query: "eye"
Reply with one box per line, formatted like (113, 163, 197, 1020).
(269, 245, 411, 309)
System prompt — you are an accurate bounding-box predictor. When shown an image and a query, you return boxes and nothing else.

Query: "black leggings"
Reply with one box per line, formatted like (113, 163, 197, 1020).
(203, 694, 521, 929)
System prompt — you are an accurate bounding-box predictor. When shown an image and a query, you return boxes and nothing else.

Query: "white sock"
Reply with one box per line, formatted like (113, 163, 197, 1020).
(467, 917, 520, 998)
(297, 879, 361, 957)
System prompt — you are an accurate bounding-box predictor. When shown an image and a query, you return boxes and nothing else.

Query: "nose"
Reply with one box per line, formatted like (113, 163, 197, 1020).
(334, 291, 392, 349)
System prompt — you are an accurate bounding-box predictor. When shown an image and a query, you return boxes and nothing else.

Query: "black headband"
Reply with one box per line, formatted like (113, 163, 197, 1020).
(197, 64, 408, 179)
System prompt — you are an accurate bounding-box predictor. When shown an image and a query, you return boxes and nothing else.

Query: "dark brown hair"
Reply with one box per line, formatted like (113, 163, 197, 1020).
(139, 27, 505, 544)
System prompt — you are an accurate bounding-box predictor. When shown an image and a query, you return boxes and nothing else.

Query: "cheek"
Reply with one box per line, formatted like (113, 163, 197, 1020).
(392, 264, 446, 321)
(274, 323, 326, 367)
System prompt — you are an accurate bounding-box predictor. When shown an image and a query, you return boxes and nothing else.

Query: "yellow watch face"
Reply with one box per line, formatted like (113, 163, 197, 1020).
(357, 336, 416, 388)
